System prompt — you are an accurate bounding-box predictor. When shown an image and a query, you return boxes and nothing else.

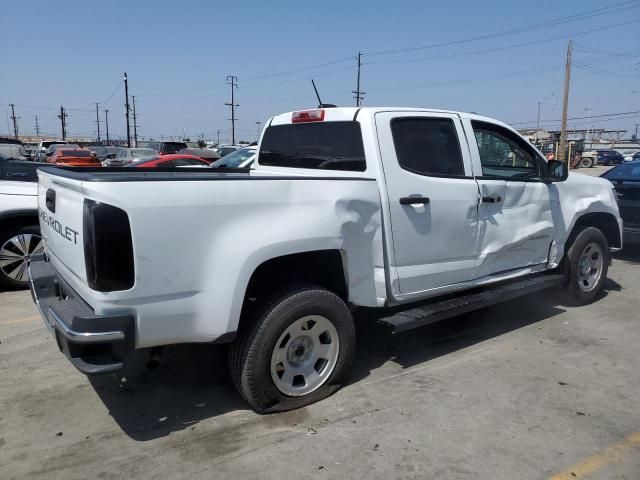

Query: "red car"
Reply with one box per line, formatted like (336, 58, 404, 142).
(47, 148, 101, 167)
(126, 154, 210, 168)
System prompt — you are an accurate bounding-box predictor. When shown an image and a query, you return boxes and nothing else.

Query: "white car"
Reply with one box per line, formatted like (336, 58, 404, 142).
(623, 151, 640, 162)
(34, 140, 68, 162)
(0, 179, 41, 287)
(209, 146, 256, 169)
(30, 107, 621, 412)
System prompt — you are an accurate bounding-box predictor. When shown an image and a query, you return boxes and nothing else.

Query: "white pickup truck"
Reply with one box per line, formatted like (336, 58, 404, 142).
(29, 107, 622, 413)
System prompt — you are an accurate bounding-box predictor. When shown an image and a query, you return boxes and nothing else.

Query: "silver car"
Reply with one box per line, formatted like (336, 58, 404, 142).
(102, 147, 158, 166)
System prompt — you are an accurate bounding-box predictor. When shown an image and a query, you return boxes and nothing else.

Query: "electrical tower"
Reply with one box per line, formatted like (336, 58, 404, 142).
(58, 106, 68, 140)
(95, 103, 101, 143)
(9, 104, 19, 139)
(352, 52, 365, 107)
(225, 75, 239, 145)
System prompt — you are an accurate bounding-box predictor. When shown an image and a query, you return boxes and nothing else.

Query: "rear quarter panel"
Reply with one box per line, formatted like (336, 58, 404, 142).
(79, 177, 385, 348)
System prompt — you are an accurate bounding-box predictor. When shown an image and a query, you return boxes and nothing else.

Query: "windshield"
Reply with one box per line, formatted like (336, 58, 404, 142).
(42, 141, 66, 149)
(130, 149, 157, 157)
(161, 142, 187, 154)
(602, 163, 640, 181)
(211, 148, 255, 168)
(259, 121, 366, 171)
(60, 150, 92, 157)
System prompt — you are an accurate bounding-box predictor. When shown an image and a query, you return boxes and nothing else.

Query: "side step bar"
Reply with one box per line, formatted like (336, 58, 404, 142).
(378, 274, 565, 334)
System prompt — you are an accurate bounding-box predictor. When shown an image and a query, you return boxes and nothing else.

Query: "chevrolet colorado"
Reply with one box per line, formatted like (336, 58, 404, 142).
(29, 107, 622, 412)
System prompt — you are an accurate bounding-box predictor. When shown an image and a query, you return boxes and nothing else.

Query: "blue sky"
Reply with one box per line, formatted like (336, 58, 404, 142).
(1, 0, 639, 143)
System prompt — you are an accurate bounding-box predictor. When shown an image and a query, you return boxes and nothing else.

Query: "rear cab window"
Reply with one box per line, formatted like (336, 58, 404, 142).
(259, 121, 366, 172)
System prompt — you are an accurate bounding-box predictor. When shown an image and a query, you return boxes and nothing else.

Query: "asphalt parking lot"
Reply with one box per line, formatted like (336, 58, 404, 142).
(2, 166, 639, 480)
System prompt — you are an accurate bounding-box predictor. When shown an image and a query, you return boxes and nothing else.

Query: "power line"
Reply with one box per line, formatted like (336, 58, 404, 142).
(511, 110, 640, 126)
(363, 19, 640, 66)
(365, 0, 639, 56)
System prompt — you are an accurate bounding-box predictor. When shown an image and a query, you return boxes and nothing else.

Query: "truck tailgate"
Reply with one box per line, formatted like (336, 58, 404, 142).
(37, 170, 86, 282)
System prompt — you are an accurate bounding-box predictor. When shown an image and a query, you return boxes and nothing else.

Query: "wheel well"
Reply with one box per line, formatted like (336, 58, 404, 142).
(245, 250, 347, 302)
(571, 212, 621, 249)
(0, 213, 39, 237)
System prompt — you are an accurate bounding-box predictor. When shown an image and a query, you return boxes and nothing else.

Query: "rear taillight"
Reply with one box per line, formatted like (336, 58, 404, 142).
(83, 199, 134, 291)
(292, 109, 325, 123)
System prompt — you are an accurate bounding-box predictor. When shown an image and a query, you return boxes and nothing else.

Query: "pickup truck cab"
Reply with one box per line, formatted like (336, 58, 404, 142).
(29, 107, 622, 412)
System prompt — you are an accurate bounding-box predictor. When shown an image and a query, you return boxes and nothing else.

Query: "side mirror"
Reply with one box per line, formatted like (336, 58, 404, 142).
(547, 160, 568, 182)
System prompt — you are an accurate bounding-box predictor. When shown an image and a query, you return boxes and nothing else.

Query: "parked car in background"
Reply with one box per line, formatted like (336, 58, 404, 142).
(633, 152, 640, 161)
(602, 159, 640, 244)
(35, 140, 68, 162)
(47, 148, 100, 167)
(0, 177, 40, 288)
(93, 146, 120, 161)
(44, 143, 80, 161)
(596, 150, 625, 166)
(216, 145, 243, 157)
(0, 143, 28, 161)
(623, 151, 640, 161)
(146, 141, 188, 155)
(210, 146, 256, 169)
(126, 154, 210, 168)
(177, 147, 220, 163)
(102, 147, 158, 166)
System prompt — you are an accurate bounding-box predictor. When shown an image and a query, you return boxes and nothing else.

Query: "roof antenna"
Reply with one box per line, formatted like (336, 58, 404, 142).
(311, 79, 336, 108)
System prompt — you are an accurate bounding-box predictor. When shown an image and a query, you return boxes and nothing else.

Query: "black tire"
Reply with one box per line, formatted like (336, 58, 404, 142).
(0, 224, 42, 289)
(579, 157, 594, 168)
(229, 284, 356, 413)
(561, 226, 609, 306)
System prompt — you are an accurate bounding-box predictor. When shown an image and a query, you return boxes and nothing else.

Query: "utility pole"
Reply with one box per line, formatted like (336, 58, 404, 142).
(558, 40, 572, 163)
(9, 104, 19, 139)
(255, 121, 262, 141)
(34, 115, 40, 137)
(104, 109, 110, 145)
(216, 129, 221, 146)
(58, 106, 68, 140)
(132, 95, 138, 147)
(95, 103, 101, 143)
(225, 75, 239, 145)
(124, 72, 131, 147)
(352, 52, 365, 107)
(535, 101, 541, 144)
(584, 107, 591, 148)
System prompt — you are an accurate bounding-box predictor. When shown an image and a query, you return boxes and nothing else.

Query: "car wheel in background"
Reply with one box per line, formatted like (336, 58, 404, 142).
(0, 225, 43, 289)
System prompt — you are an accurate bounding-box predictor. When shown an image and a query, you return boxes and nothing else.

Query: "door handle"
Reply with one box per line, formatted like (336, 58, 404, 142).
(400, 196, 430, 205)
(482, 195, 502, 203)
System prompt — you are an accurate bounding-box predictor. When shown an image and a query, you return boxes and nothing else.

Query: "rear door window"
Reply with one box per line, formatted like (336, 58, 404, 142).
(391, 117, 464, 176)
(259, 121, 366, 171)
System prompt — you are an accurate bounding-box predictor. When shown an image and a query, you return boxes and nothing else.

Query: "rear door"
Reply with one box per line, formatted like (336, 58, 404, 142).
(376, 112, 480, 295)
(464, 119, 554, 278)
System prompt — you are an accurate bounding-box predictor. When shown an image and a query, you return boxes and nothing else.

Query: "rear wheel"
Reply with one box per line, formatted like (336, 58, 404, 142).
(229, 284, 355, 413)
(561, 226, 609, 306)
(0, 225, 43, 289)
(579, 157, 594, 168)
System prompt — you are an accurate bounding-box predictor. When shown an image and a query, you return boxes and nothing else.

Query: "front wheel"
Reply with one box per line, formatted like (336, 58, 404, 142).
(561, 226, 609, 306)
(229, 284, 355, 413)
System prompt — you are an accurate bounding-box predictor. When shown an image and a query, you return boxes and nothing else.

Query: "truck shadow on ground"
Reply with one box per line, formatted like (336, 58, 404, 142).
(89, 278, 622, 442)
(613, 244, 640, 265)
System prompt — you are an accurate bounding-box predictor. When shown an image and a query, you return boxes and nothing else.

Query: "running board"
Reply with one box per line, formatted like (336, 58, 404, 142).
(378, 274, 565, 334)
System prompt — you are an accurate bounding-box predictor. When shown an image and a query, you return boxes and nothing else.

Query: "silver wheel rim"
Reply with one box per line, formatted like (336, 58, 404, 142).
(0, 233, 43, 283)
(577, 241, 603, 293)
(270, 315, 340, 397)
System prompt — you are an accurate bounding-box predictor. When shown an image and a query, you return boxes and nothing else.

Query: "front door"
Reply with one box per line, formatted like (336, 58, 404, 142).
(464, 118, 554, 278)
(376, 112, 481, 296)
